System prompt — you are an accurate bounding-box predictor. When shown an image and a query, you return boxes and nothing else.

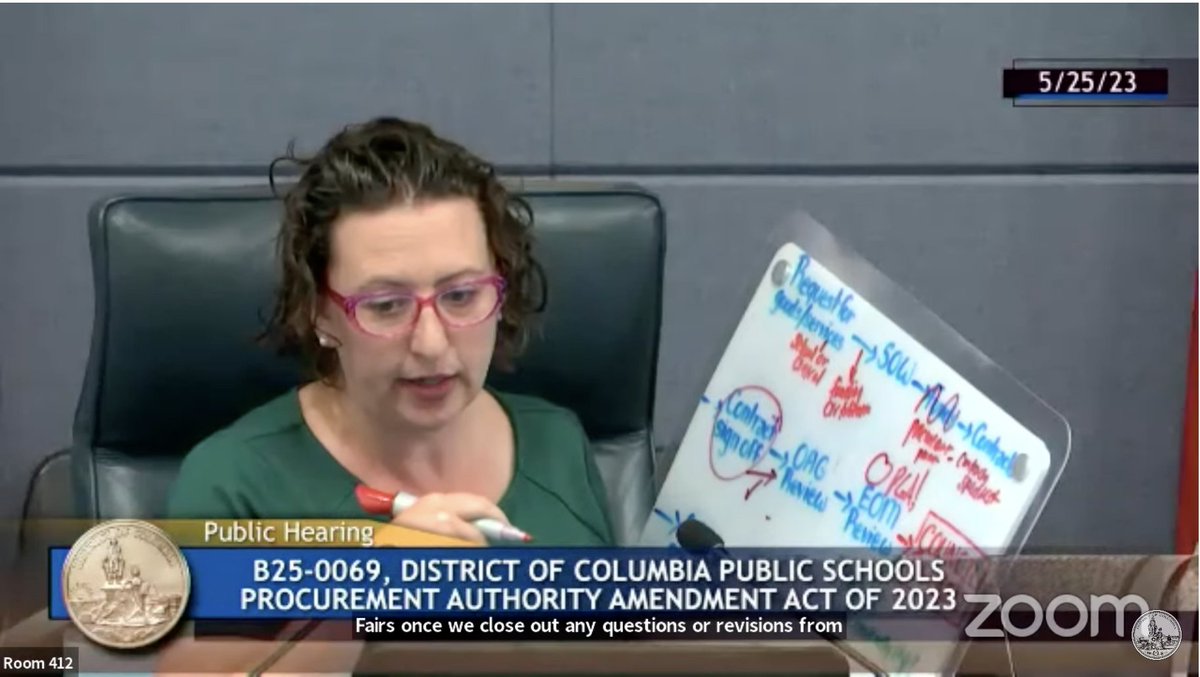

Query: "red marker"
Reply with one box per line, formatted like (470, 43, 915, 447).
(354, 485, 532, 543)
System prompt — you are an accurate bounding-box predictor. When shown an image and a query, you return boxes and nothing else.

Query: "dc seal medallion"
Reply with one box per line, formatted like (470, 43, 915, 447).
(1131, 609, 1181, 661)
(61, 519, 190, 649)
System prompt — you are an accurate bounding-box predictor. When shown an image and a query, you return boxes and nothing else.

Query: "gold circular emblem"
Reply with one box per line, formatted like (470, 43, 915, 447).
(61, 519, 190, 649)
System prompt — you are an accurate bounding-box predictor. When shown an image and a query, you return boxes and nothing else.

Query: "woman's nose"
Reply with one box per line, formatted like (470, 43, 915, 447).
(408, 303, 450, 356)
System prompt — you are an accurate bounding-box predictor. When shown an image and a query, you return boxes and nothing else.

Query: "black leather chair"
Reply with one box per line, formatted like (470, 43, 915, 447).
(20, 181, 663, 560)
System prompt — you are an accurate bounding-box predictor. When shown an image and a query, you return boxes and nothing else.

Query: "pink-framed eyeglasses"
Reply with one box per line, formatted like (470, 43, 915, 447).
(325, 275, 507, 338)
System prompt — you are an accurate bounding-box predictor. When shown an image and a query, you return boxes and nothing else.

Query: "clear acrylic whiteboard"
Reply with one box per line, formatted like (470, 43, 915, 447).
(640, 211, 1070, 674)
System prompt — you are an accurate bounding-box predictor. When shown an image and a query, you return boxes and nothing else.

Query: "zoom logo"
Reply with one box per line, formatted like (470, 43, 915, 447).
(963, 593, 1149, 638)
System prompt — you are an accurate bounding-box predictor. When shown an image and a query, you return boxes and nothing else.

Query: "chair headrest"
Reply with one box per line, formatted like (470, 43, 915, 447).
(74, 183, 664, 456)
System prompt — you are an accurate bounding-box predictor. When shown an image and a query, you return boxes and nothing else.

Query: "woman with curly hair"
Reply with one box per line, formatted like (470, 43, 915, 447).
(168, 118, 614, 548)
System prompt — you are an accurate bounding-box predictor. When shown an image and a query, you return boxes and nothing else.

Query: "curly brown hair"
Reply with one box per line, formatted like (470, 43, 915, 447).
(263, 117, 544, 382)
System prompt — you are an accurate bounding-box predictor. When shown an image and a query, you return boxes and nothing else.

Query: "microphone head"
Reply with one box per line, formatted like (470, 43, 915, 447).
(676, 518, 725, 552)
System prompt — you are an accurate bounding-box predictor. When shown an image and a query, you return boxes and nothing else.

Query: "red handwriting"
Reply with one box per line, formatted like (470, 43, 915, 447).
(956, 453, 988, 482)
(898, 514, 989, 589)
(743, 468, 778, 501)
(914, 384, 961, 433)
(708, 385, 783, 482)
(913, 448, 941, 465)
(896, 511, 984, 560)
(954, 453, 999, 503)
(902, 418, 954, 454)
(957, 474, 1000, 505)
(896, 512, 988, 628)
(790, 334, 830, 386)
(864, 451, 927, 513)
(823, 350, 872, 420)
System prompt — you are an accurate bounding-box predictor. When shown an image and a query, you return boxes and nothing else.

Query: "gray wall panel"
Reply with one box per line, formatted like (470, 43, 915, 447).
(0, 5, 551, 168)
(623, 175, 1196, 551)
(0, 179, 277, 541)
(553, 5, 1197, 167)
(5, 176, 1189, 553)
(0, 6, 1194, 575)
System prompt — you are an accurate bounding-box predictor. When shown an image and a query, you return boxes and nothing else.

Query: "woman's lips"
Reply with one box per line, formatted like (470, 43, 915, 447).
(399, 374, 455, 398)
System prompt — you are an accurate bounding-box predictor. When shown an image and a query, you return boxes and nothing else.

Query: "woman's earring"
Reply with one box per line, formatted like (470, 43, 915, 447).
(317, 333, 335, 348)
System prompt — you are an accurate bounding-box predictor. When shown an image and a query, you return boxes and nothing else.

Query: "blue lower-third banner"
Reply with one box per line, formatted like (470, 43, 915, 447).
(50, 547, 959, 621)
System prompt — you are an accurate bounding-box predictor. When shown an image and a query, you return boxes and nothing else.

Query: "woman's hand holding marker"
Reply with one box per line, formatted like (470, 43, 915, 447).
(354, 484, 532, 545)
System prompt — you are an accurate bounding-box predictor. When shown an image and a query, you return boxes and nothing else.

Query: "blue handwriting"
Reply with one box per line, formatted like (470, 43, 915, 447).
(789, 254, 857, 324)
(960, 421, 1017, 478)
(725, 393, 779, 440)
(914, 384, 1021, 478)
(652, 507, 696, 549)
(834, 486, 899, 557)
(767, 255, 857, 351)
(850, 334, 917, 388)
(779, 468, 828, 513)
(914, 384, 961, 433)
(773, 442, 829, 481)
(713, 419, 766, 463)
(770, 291, 847, 352)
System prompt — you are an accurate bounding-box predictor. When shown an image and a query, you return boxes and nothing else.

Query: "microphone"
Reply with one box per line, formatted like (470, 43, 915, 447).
(676, 517, 732, 559)
(674, 518, 880, 676)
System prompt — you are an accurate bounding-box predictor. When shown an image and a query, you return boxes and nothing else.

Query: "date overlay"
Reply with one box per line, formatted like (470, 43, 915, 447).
(1002, 58, 1197, 107)
(0, 648, 78, 675)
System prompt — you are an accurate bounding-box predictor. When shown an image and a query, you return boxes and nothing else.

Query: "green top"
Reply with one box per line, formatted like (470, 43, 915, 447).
(167, 388, 615, 547)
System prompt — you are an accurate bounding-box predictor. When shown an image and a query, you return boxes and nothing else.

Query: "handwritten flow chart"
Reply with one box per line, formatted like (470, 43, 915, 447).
(641, 242, 1057, 671)
(642, 240, 1051, 587)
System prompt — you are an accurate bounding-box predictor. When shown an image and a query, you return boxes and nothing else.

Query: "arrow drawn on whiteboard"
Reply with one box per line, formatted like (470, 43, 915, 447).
(833, 489, 854, 512)
(743, 468, 778, 500)
(653, 508, 695, 536)
(850, 334, 876, 363)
